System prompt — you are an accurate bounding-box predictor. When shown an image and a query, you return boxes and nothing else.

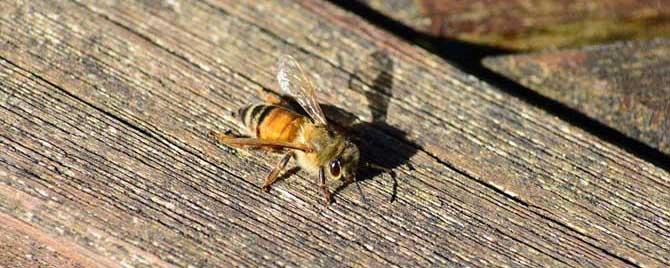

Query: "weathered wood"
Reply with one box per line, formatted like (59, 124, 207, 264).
(0, 0, 668, 267)
(354, 0, 670, 50)
(0, 212, 91, 268)
(484, 39, 670, 155)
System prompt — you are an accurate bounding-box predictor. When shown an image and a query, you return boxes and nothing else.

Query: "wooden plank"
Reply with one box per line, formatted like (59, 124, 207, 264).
(0, 36, 600, 267)
(0, 0, 668, 267)
(173, 1, 670, 264)
(0, 6, 610, 267)
(0, 212, 93, 268)
(484, 39, 670, 155)
(351, 0, 670, 50)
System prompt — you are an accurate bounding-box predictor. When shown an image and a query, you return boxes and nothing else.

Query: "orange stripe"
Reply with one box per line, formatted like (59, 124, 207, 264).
(258, 108, 280, 139)
(258, 108, 302, 142)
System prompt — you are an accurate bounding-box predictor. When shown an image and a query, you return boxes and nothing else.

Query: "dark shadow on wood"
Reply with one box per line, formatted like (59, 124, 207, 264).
(329, 0, 670, 170)
(324, 51, 417, 204)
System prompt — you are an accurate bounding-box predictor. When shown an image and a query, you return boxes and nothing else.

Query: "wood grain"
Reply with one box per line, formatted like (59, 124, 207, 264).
(0, 211, 92, 268)
(0, 0, 668, 266)
(484, 39, 670, 155)
(354, 0, 670, 50)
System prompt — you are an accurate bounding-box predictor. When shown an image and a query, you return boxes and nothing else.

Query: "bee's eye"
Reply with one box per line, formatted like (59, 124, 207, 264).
(329, 159, 341, 178)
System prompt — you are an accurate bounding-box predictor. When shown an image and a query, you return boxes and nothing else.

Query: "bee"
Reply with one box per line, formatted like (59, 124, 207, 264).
(210, 55, 361, 204)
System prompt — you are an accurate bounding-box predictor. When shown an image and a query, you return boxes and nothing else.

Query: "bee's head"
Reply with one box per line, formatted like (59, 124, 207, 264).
(326, 139, 360, 181)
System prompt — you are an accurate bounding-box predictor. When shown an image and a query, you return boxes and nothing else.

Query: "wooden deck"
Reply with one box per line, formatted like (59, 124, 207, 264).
(1, 0, 668, 267)
(352, 0, 670, 50)
(485, 39, 670, 155)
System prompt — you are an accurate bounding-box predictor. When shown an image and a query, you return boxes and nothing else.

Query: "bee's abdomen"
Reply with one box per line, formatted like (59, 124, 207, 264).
(237, 104, 270, 132)
(238, 104, 305, 142)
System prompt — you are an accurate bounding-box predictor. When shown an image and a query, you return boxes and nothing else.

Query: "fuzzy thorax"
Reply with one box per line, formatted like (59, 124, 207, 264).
(295, 124, 345, 176)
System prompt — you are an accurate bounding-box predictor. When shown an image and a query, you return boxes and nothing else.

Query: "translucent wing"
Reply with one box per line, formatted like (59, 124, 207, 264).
(277, 55, 328, 125)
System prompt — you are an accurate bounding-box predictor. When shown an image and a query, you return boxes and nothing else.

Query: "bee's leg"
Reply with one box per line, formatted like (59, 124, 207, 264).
(208, 130, 246, 140)
(257, 88, 283, 105)
(264, 93, 283, 105)
(329, 176, 368, 205)
(208, 130, 239, 141)
(261, 152, 293, 192)
(319, 168, 333, 204)
(260, 90, 302, 111)
(209, 133, 314, 153)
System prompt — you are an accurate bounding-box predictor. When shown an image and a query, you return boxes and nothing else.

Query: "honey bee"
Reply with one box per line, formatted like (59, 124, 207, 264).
(210, 55, 361, 204)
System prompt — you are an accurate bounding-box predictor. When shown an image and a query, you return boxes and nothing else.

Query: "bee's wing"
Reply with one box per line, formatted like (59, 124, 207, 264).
(277, 55, 329, 125)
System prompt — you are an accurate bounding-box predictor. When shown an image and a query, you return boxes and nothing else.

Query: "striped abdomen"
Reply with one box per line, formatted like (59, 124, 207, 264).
(237, 104, 306, 142)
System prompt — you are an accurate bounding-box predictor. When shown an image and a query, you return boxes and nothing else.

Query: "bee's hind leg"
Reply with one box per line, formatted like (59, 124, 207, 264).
(208, 133, 314, 153)
(208, 130, 244, 142)
(257, 88, 284, 105)
(264, 93, 283, 105)
(261, 152, 293, 192)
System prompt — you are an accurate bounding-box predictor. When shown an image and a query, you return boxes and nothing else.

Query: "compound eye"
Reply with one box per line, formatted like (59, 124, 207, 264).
(329, 159, 342, 178)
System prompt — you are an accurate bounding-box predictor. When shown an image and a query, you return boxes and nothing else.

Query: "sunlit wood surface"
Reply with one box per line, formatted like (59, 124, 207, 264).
(1, 0, 668, 267)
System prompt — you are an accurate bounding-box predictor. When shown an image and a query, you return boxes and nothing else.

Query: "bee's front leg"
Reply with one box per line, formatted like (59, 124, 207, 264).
(319, 168, 333, 205)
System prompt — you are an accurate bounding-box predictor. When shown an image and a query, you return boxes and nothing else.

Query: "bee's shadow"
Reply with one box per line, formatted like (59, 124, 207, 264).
(324, 51, 417, 203)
